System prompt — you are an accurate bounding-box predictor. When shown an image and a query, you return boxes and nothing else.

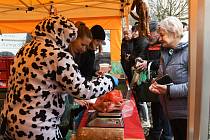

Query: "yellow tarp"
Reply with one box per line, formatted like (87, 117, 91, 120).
(0, 0, 132, 61)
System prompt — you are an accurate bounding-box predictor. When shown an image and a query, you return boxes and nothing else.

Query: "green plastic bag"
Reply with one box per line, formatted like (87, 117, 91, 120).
(134, 70, 159, 102)
(137, 70, 148, 86)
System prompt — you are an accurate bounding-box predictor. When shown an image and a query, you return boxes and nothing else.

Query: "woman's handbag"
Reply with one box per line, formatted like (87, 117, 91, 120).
(133, 62, 159, 102)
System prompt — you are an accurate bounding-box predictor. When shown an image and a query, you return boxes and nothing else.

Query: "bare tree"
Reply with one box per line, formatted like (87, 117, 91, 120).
(148, 0, 188, 21)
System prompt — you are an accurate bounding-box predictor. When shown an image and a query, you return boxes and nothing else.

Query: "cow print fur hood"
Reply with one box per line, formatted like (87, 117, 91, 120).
(32, 15, 78, 51)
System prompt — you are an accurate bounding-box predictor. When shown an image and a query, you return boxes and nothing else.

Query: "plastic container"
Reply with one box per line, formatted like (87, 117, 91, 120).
(99, 63, 110, 73)
(121, 99, 135, 118)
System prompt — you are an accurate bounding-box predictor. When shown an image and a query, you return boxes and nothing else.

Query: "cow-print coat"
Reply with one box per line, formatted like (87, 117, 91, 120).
(1, 15, 114, 140)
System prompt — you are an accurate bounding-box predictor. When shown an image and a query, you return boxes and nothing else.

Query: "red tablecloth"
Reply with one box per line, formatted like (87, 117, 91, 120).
(79, 94, 145, 139)
(123, 95, 145, 139)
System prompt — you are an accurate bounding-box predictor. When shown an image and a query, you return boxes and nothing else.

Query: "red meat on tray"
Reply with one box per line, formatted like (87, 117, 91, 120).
(93, 89, 124, 113)
(100, 89, 123, 104)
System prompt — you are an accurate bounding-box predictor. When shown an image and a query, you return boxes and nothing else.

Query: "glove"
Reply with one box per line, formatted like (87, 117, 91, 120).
(105, 74, 119, 87)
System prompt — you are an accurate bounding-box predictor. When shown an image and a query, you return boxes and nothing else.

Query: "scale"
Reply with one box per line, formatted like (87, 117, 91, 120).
(87, 110, 124, 128)
(76, 110, 124, 140)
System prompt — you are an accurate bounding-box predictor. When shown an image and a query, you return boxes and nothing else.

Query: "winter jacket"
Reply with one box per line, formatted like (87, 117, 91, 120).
(78, 48, 96, 80)
(159, 42, 188, 120)
(132, 37, 149, 60)
(120, 38, 133, 62)
(145, 41, 161, 72)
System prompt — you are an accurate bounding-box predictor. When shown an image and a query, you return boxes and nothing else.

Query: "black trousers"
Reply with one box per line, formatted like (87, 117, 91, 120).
(121, 60, 133, 84)
(170, 119, 187, 140)
(147, 102, 173, 140)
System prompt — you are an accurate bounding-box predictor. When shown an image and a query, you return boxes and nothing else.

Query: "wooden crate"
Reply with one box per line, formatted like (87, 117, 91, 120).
(76, 127, 124, 140)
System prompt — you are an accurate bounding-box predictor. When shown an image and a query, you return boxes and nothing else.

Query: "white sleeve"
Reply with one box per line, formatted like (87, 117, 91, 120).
(55, 50, 114, 99)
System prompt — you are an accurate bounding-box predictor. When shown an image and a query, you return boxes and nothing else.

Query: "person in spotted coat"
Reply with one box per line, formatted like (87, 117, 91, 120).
(0, 15, 117, 140)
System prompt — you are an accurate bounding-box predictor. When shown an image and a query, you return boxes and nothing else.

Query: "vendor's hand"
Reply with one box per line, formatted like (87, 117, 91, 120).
(74, 99, 89, 108)
(149, 81, 167, 95)
(136, 60, 148, 71)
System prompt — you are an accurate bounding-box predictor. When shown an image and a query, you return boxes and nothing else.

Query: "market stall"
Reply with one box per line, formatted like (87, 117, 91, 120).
(0, 1, 146, 139)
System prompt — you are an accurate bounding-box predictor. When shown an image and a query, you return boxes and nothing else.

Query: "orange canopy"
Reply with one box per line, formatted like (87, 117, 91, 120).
(0, 0, 132, 61)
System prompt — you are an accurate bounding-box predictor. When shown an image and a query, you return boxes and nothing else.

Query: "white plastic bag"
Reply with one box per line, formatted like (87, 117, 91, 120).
(121, 99, 135, 118)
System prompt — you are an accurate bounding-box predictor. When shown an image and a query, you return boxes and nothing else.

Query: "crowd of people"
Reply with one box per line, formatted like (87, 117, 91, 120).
(121, 17, 188, 140)
(0, 12, 189, 140)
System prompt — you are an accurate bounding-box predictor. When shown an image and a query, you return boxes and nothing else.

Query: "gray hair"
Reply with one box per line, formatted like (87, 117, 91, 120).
(158, 16, 183, 38)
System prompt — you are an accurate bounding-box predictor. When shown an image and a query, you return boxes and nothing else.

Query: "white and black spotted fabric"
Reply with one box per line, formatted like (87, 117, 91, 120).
(1, 15, 114, 140)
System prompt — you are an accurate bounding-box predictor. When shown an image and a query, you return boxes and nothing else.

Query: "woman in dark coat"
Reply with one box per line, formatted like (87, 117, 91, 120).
(121, 28, 133, 84)
(78, 25, 106, 80)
